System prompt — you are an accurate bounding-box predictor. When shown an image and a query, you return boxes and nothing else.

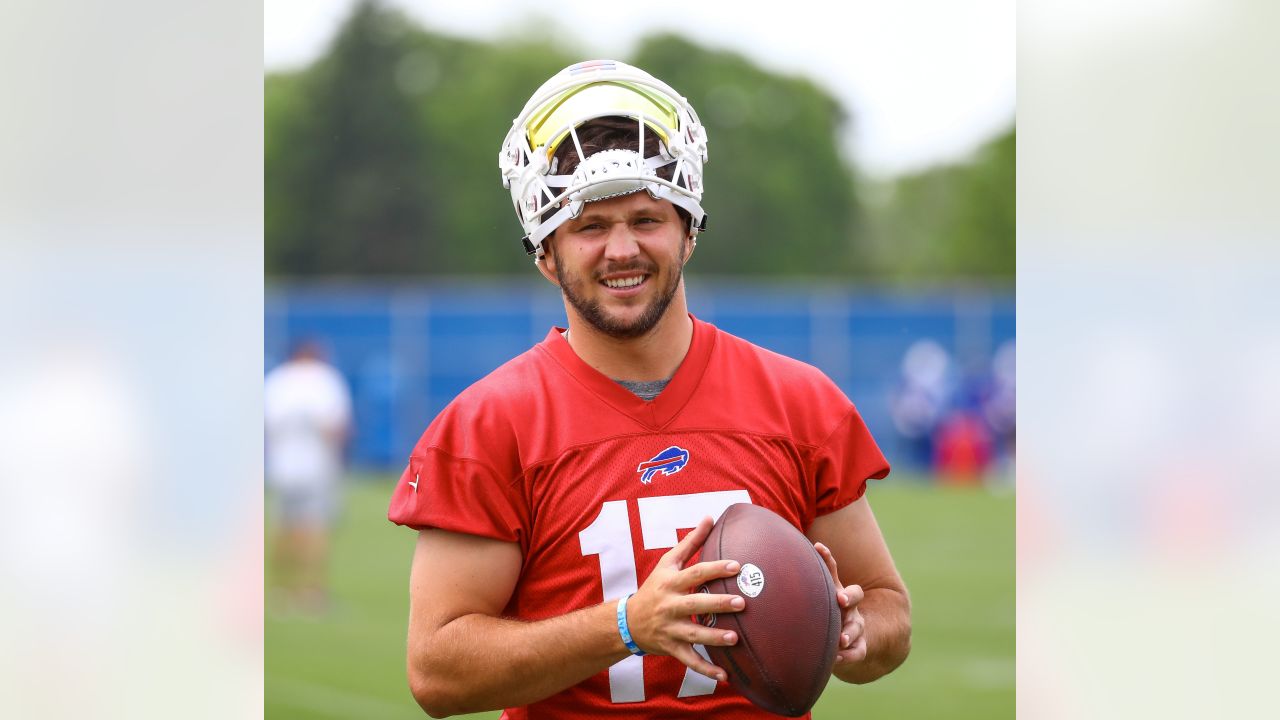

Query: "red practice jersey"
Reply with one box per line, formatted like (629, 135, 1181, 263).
(389, 315, 889, 719)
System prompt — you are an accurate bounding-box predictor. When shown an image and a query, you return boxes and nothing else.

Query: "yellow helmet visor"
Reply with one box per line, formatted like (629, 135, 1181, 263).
(525, 81, 680, 160)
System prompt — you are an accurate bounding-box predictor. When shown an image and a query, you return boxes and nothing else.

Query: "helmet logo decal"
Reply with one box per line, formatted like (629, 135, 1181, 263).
(568, 59, 618, 75)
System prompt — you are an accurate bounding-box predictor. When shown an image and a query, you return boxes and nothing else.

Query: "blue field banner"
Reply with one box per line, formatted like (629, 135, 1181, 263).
(266, 280, 1015, 473)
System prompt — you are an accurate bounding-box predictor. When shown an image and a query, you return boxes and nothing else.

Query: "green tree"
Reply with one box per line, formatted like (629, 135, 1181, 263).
(864, 128, 1015, 281)
(265, 71, 310, 272)
(265, 5, 1011, 281)
(403, 33, 577, 273)
(266, 0, 435, 275)
(632, 36, 860, 275)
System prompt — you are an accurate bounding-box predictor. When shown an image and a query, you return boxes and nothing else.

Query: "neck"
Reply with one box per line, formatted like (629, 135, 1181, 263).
(563, 291, 693, 382)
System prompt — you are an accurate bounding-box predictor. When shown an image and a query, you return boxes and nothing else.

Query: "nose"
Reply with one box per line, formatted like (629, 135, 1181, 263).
(603, 224, 641, 263)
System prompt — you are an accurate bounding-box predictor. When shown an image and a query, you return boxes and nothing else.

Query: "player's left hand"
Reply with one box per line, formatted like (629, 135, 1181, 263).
(814, 542, 867, 665)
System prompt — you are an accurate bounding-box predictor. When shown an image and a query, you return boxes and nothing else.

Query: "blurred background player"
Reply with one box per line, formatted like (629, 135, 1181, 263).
(889, 338, 1014, 487)
(388, 59, 910, 718)
(984, 339, 1017, 481)
(888, 339, 954, 471)
(264, 338, 352, 616)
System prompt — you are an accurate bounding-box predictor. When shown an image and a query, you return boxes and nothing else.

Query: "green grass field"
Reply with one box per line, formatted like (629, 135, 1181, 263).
(266, 477, 1013, 719)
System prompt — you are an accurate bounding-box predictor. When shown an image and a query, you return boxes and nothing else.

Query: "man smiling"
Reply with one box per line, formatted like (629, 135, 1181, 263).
(388, 60, 910, 719)
(546, 190, 686, 342)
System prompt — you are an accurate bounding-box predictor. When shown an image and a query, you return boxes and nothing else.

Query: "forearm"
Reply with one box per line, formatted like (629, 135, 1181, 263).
(408, 601, 629, 716)
(833, 587, 911, 684)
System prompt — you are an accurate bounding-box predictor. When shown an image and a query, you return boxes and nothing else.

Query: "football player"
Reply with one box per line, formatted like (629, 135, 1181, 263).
(389, 60, 911, 718)
(265, 338, 352, 615)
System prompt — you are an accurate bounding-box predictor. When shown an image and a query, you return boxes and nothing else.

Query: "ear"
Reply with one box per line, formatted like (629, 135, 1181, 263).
(684, 233, 697, 262)
(536, 241, 560, 286)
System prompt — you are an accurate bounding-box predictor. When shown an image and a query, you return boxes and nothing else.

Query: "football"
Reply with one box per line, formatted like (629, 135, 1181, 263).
(698, 503, 841, 717)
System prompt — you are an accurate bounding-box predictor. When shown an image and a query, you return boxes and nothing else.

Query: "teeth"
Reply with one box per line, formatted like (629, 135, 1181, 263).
(604, 275, 645, 289)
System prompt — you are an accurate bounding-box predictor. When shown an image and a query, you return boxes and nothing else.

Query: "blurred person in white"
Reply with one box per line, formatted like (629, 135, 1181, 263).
(264, 338, 352, 615)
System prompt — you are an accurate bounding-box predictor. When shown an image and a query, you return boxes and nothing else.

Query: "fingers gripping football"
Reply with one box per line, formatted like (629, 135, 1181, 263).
(815, 542, 868, 665)
(835, 591, 867, 664)
(627, 516, 745, 681)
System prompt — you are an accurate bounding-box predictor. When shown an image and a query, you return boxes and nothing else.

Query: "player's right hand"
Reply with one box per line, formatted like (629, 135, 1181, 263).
(625, 515, 746, 682)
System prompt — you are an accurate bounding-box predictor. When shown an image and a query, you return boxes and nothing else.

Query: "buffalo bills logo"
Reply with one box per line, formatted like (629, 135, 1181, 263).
(636, 446, 690, 484)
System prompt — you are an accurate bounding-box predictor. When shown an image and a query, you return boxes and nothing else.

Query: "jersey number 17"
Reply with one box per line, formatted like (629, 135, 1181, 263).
(579, 489, 752, 704)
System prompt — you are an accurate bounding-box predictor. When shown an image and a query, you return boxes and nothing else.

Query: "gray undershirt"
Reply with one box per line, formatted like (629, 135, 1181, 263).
(615, 377, 671, 402)
(561, 329, 672, 401)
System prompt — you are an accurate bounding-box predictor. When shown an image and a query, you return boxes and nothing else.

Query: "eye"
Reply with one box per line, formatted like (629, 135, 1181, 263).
(635, 217, 660, 225)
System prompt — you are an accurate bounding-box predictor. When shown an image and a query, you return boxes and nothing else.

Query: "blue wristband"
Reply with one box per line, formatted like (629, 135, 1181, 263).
(616, 593, 646, 656)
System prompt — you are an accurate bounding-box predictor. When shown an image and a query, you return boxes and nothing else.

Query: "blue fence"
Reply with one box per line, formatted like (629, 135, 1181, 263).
(266, 280, 1014, 472)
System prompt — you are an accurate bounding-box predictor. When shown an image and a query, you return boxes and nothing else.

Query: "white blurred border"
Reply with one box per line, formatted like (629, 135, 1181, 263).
(0, 1, 262, 717)
(1020, 0, 1280, 716)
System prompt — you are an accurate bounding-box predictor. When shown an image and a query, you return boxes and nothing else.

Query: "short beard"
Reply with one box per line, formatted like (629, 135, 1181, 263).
(555, 255, 684, 340)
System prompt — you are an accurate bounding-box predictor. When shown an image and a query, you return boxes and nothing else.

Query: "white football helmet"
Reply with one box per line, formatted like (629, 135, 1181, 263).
(499, 59, 709, 259)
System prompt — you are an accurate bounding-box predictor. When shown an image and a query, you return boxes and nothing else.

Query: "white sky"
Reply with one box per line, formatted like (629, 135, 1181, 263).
(264, 0, 1015, 177)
